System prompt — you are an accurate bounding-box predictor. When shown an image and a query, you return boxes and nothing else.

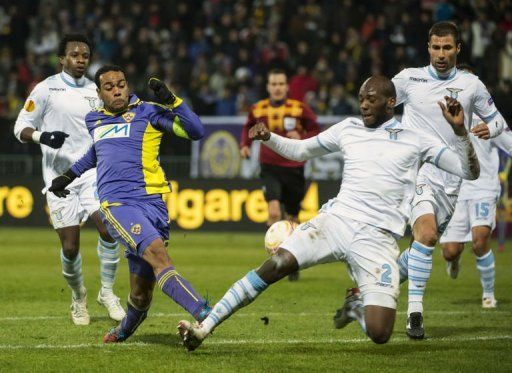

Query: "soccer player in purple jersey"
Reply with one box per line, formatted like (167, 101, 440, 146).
(49, 65, 210, 343)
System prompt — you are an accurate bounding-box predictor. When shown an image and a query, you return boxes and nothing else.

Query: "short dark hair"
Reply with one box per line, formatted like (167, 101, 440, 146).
(58, 33, 93, 57)
(429, 22, 460, 43)
(94, 64, 126, 88)
(267, 68, 287, 80)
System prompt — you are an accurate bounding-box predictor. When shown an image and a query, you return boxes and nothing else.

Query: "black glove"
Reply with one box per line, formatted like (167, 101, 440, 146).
(40, 131, 69, 149)
(148, 77, 176, 105)
(48, 169, 77, 198)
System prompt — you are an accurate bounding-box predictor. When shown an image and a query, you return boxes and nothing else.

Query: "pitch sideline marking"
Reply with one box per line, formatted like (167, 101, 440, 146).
(1, 310, 510, 322)
(0, 335, 510, 350)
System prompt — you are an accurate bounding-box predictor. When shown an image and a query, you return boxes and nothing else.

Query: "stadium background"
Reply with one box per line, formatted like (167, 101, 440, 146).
(1, 0, 512, 230)
(0, 2, 511, 371)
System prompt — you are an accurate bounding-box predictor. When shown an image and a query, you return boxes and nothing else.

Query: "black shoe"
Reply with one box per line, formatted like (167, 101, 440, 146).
(406, 312, 425, 339)
(288, 271, 300, 281)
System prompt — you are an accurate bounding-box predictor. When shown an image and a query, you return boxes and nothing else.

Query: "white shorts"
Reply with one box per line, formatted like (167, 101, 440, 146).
(46, 169, 100, 229)
(410, 165, 459, 234)
(440, 198, 497, 243)
(280, 213, 400, 308)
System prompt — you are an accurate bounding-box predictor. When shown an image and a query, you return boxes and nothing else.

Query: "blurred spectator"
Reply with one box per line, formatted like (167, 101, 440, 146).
(289, 65, 317, 102)
(1, 0, 512, 155)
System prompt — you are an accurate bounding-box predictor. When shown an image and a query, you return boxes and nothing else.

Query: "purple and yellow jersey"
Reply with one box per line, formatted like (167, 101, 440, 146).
(71, 94, 204, 202)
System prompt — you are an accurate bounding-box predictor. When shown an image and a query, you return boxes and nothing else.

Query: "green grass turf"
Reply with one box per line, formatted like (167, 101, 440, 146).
(0, 227, 511, 372)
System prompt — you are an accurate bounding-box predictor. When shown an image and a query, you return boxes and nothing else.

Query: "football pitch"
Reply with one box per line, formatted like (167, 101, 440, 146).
(0, 228, 511, 372)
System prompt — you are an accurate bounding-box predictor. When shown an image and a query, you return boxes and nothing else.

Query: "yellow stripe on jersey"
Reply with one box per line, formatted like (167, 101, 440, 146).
(172, 117, 190, 139)
(100, 205, 137, 249)
(142, 122, 171, 195)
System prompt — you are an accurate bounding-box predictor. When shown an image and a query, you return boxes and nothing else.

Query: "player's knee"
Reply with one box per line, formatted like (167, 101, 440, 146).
(257, 250, 298, 283)
(61, 245, 79, 260)
(442, 245, 460, 262)
(416, 228, 438, 247)
(365, 321, 392, 344)
(143, 240, 172, 271)
(472, 240, 489, 257)
(367, 328, 392, 344)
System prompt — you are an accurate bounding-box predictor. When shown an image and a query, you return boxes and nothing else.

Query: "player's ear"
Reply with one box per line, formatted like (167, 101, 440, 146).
(387, 97, 396, 110)
(456, 42, 461, 55)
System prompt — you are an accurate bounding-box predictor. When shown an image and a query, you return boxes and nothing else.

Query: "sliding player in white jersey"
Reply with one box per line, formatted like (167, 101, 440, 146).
(176, 76, 479, 351)
(392, 22, 508, 339)
(13, 34, 125, 325)
(441, 116, 512, 308)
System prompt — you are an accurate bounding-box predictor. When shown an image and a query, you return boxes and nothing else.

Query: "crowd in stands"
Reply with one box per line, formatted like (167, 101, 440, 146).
(1, 0, 512, 154)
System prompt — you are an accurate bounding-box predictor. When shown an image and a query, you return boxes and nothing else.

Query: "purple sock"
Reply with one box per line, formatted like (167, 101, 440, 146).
(156, 265, 206, 320)
(119, 300, 148, 339)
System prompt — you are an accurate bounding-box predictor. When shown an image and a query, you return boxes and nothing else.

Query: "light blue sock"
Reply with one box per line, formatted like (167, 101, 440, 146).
(60, 250, 85, 298)
(201, 270, 268, 333)
(398, 249, 409, 283)
(407, 241, 434, 315)
(97, 238, 120, 290)
(476, 250, 495, 298)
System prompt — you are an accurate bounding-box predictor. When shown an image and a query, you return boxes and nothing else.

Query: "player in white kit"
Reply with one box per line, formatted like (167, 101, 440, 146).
(13, 34, 125, 325)
(392, 22, 508, 339)
(441, 118, 512, 308)
(175, 76, 479, 351)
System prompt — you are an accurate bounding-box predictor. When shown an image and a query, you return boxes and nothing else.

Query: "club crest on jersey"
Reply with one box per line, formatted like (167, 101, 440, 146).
(385, 127, 403, 140)
(130, 224, 142, 235)
(446, 88, 463, 99)
(84, 96, 99, 109)
(416, 184, 426, 195)
(93, 123, 131, 142)
(122, 112, 135, 122)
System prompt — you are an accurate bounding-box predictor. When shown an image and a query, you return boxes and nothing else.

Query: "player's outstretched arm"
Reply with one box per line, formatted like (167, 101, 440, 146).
(249, 122, 330, 161)
(147, 78, 204, 140)
(432, 97, 480, 180)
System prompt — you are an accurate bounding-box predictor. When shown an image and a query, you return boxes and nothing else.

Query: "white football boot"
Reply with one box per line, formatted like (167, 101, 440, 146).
(177, 320, 209, 351)
(70, 291, 90, 326)
(97, 287, 126, 321)
(482, 296, 498, 309)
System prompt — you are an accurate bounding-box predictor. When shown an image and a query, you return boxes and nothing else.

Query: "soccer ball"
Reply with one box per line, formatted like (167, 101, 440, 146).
(264, 220, 298, 255)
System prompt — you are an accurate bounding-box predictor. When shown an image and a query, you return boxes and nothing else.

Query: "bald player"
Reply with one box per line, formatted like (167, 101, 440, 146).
(176, 76, 479, 351)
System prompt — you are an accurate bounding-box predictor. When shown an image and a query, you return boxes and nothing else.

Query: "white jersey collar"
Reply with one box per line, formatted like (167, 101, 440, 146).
(60, 70, 86, 88)
(427, 64, 457, 80)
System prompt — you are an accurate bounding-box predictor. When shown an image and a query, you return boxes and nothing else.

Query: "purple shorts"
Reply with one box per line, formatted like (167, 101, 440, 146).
(100, 196, 170, 281)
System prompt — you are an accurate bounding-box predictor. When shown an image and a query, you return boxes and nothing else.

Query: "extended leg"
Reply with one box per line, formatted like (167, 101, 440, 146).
(177, 248, 298, 351)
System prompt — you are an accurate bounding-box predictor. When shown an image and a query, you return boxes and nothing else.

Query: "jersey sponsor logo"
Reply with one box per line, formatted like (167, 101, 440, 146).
(122, 112, 136, 122)
(93, 123, 131, 142)
(49, 87, 66, 91)
(487, 97, 494, 106)
(24, 99, 36, 112)
(84, 96, 99, 109)
(130, 223, 142, 235)
(409, 77, 428, 83)
(446, 88, 463, 99)
(385, 127, 403, 140)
